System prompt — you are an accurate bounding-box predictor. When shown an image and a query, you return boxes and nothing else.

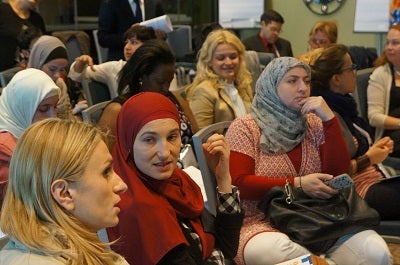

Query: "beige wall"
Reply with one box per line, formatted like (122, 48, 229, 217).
(270, 0, 386, 57)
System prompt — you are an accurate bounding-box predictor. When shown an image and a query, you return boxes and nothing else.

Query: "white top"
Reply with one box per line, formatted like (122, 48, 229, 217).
(68, 60, 126, 99)
(224, 82, 247, 117)
(69, 60, 179, 98)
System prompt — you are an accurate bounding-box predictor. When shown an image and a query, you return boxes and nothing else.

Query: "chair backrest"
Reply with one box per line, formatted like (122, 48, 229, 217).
(192, 121, 232, 216)
(347, 46, 377, 70)
(354, 67, 374, 122)
(52, 30, 91, 65)
(82, 78, 111, 106)
(82, 100, 111, 124)
(93, 29, 108, 64)
(167, 25, 193, 60)
(245, 50, 263, 94)
(174, 61, 196, 88)
(0, 67, 20, 88)
(256, 52, 275, 67)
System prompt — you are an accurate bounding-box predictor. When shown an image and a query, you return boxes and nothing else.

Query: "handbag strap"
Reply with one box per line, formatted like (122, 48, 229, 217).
(284, 182, 348, 222)
(284, 181, 294, 204)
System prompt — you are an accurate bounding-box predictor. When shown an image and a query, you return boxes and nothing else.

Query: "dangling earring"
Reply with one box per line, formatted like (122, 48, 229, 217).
(139, 79, 143, 87)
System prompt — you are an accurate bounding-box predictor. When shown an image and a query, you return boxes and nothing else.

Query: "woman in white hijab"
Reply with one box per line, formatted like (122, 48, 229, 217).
(28, 35, 72, 119)
(0, 68, 60, 207)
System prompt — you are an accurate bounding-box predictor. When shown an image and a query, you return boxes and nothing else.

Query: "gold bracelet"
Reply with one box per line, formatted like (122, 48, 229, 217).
(298, 176, 303, 190)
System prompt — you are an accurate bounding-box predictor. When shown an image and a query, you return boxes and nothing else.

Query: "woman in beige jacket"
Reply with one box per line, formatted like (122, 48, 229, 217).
(187, 29, 253, 129)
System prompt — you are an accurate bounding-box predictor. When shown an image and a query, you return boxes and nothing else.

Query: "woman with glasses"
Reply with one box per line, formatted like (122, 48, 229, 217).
(368, 24, 400, 158)
(308, 20, 337, 50)
(307, 44, 400, 221)
(296, 20, 337, 62)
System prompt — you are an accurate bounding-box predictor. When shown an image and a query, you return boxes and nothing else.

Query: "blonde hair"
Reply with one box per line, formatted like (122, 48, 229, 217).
(188, 29, 252, 100)
(309, 20, 338, 43)
(298, 47, 325, 66)
(374, 24, 400, 67)
(0, 119, 121, 265)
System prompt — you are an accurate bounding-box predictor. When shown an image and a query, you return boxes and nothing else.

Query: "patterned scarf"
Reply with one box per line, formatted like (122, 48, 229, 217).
(250, 57, 311, 154)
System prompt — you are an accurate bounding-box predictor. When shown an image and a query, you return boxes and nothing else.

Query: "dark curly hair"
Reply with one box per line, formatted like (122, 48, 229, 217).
(117, 39, 175, 97)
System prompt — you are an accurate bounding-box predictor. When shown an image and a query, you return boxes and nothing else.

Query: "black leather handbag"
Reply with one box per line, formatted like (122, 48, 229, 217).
(258, 181, 380, 254)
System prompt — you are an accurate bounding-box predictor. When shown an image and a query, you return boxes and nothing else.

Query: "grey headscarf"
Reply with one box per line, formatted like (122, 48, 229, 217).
(250, 57, 311, 154)
(27, 35, 67, 69)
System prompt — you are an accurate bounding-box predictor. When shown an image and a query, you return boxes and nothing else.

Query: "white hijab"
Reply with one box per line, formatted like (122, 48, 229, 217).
(0, 69, 60, 138)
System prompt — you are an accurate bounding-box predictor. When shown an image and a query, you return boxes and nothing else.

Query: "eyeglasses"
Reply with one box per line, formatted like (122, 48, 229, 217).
(310, 38, 329, 45)
(340, 63, 358, 73)
(266, 26, 282, 33)
(386, 39, 400, 47)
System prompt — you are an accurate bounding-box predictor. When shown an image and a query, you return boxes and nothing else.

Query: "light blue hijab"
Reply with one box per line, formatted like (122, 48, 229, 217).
(0, 69, 60, 138)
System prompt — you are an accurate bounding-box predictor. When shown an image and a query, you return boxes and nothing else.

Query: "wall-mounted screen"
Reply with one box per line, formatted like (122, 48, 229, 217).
(354, 0, 389, 32)
(219, 0, 263, 28)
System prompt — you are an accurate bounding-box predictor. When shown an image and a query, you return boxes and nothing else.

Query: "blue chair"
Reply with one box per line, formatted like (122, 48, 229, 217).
(81, 100, 110, 125)
(167, 25, 193, 60)
(192, 121, 232, 216)
(192, 120, 234, 264)
(256, 52, 275, 67)
(93, 29, 108, 64)
(354, 67, 374, 124)
(0, 67, 20, 88)
(81, 78, 111, 106)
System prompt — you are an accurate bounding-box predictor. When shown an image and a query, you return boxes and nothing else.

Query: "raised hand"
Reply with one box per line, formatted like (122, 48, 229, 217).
(300, 96, 335, 122)
(73, 55, 95, 73)
(202, 133, 232, 193)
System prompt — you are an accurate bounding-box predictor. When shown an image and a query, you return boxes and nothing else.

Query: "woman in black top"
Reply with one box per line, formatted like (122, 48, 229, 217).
(0, 0, 45, 71)
(97, 39, 198, 147)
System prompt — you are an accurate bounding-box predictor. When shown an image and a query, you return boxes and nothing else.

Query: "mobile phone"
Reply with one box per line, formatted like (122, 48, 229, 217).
(324, 173, 354, 190)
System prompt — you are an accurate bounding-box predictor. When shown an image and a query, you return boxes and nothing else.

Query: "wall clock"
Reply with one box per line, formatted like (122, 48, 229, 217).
(304, 0, 345, 15)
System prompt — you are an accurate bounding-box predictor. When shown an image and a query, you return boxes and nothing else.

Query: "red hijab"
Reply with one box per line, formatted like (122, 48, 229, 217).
(108, 92, 215, 265)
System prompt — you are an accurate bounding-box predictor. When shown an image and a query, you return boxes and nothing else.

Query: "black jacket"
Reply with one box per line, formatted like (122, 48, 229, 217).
(98, 0, 164, 61)
(242, 34, 293, 57)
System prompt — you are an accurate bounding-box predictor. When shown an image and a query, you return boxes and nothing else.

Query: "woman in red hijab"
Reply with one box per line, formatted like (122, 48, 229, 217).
(108, 92, 243, 265)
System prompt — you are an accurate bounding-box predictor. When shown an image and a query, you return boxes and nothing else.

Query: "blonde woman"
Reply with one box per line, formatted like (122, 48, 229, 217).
(296, 20, 337, 62)
(187, 29, 253, 129)
(0, 119, 128, 265)
(308, 20, 338, 50)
